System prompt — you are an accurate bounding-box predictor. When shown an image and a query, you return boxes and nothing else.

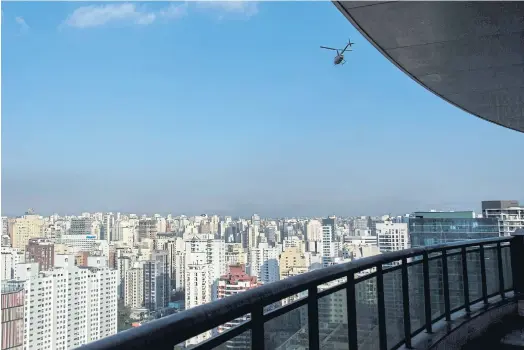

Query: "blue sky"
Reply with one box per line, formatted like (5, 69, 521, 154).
(2, 1, 523, 217)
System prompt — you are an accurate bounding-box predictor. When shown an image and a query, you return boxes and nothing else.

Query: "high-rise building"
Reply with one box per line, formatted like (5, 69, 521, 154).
(1, 280, 25, 350)
(353, 216, 371, 231)
(264, 224, 278, 245)
(322, 216, 336, 237)
(199, 221, 211, 234)
(248, 242, 279, 284)
(376, 221, 409, 254)
(183, 237, 227, 345)
(116, 256, 132, 298)
(1, 248, 25, 281)
(225, 243, 247, 267)
(164, 238, 185, 288)
(124, 267, 144, 309)
(247, 225, 258, 249)
(321, 225, 336, 267)
(113, 220, 135, 244)
(10, 213, 44, 251)
(482, 200, 524, 236)
(155, 217, 167, 234)
(138, 219, 157, 241)
(174, 252, 186, 291)
(408, 210, 500, 337)
(55, 235, 109, 256)
(1, 217, 9, 237)
(279, 246, 306, 279)
(185, 263, 211, 346)
(16, 255, 118, 350)
(25, 238, 54, 271)
(305, 219, 322, 242)
(101, 213, 115, 242)
(217, 264, 259, 349)
(143, 251, 169, 311)
(184, 237, 226, 300)
(409, 211, 499, 246)
(70, 217, 94, 236)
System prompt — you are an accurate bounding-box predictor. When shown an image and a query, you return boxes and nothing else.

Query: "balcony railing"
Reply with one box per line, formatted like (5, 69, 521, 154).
(82, 236, 518, 350)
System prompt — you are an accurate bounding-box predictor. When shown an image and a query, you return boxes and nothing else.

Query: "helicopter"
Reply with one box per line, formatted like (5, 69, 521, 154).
(320, 39, 355, 65)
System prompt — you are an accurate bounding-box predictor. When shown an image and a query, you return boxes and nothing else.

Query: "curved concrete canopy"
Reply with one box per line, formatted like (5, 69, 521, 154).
(334, 1, 524, 133)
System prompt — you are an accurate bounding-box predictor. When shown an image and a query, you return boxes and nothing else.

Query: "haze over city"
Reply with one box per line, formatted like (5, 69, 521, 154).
(2, 1, 523, 217)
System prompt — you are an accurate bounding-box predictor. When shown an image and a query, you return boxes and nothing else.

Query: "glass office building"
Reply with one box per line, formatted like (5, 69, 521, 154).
(409, 211, 500, 247)
(408, 211, 500, 330)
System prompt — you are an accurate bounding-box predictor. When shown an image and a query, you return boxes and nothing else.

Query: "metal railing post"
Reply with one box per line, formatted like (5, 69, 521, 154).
(479, 245, 488, 305)
(401, 258, 412, 348)
(423, 252, 432, 333)
(376, 264, 387, 350)
(442, 250, 451, 321)
(497, 242, 505, 299)
(308, 286, 320, 350)
(251, 305, 265, 350)
(346, 274, 358, 350)
(461, 247, 470, 314)
(511, 229, 524, 316)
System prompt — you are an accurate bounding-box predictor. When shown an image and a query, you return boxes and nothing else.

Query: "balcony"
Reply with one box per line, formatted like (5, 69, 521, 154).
(81, 234, 524, 350)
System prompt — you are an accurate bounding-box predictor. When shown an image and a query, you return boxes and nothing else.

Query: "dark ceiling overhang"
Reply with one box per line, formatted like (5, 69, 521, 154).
(334, 1, 524, 133)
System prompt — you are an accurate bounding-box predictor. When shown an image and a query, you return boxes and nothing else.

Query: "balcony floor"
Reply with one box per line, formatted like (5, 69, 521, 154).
(463, 313, 524, 350)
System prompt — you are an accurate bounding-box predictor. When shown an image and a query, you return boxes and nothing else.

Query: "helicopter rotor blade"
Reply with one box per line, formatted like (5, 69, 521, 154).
(320, 46, 340, 51)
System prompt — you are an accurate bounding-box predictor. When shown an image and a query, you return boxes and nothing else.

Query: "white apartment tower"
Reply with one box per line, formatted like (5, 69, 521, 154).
(1, 247, 25, 280)
(16, 255, 118, 350)
(321, 225, 336, 267)
(482, 200, 524, 236)
(185, 263, 212, 346)
(101, 213, 115, 242)
(124, 267, 144, 309)
(184, 237, 226, 300)
(376, 221, 409, 253)
(113, 220, 135, 245)
(248, 242, 280, 284)
(117, 256, 132, 298)
(306, 219, 322, 242)
(164, 238, 185, 290)
(174, 252, 186, 291)
(183, 237, 226, 346)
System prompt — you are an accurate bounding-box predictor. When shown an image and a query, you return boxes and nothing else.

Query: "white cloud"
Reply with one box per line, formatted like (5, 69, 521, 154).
(62, 1, 257, 29)
(15, 16, 30, 32)
(135, 12, 156, 25)
(64, 4, 153, 28)
(196, 1, 259, 19)
(63, 3, 188, 29)
(159, 3, 188, 20)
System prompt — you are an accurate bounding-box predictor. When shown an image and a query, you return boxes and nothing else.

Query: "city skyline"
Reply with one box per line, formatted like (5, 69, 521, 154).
(3, 201, 522, 219)
(2, 197, 523, 349)
(2, 2, 523, 217)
